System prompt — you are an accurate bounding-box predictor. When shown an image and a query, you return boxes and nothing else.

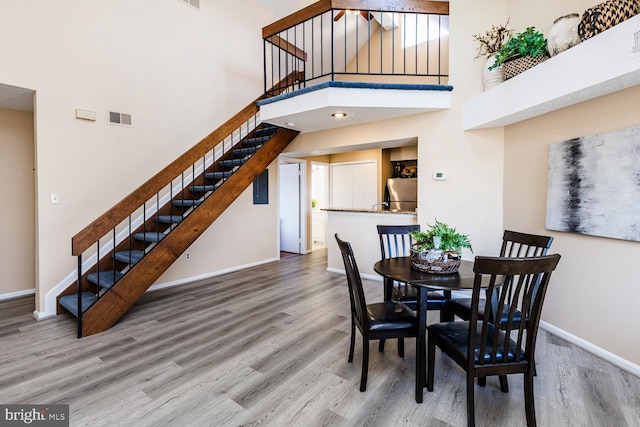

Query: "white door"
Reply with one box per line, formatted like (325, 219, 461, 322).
(279, 162, 301, 253)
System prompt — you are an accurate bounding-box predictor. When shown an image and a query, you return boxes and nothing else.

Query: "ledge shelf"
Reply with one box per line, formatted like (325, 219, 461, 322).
(463, 15, 640, 130)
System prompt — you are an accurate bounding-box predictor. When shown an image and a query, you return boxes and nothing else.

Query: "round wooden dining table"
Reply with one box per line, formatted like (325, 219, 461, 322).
(373, 257, 479, 404)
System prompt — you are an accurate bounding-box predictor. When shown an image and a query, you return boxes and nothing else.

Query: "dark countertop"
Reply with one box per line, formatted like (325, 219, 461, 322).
(322, 208, 417, 215)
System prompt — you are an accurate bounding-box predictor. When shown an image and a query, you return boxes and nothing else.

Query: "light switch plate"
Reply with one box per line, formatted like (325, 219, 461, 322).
(75, 109, 96, 121)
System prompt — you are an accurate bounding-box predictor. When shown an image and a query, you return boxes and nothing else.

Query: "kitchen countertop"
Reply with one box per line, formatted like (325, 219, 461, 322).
(322, 208, 417, 215)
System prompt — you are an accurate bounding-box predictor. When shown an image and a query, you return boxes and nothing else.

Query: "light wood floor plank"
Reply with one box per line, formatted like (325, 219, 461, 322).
(0, 249, 638, 426)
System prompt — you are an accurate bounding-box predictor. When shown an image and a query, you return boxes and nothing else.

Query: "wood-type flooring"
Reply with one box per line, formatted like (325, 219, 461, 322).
(1, 249, 639, 426)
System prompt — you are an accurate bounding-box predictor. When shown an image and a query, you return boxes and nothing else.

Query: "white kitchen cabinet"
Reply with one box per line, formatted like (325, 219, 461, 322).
(330, 161, 377, 209)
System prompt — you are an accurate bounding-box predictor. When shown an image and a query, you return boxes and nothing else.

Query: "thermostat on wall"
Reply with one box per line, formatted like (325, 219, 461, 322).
(432, 171, 447, 181)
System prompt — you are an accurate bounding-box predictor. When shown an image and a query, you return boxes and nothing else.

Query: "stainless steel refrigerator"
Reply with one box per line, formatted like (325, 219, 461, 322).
(385, 178, 417, 211)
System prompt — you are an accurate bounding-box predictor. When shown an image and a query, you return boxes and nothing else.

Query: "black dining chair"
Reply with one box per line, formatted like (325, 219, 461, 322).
(427, 254, 561, 427)
(449, 230, 554, 322)
(377, 225, 450, 320)
(447, 230, 554, 391)
(335, 234, 418, 392)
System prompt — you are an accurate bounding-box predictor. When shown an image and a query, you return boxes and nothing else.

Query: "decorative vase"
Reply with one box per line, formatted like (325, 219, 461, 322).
(547, 13, 581, 56)
(482, 55, 503, 90)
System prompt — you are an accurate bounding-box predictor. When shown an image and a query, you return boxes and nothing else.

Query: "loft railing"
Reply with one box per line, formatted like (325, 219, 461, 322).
(69, 73, 299, 337)
(262, 0, 449, 97)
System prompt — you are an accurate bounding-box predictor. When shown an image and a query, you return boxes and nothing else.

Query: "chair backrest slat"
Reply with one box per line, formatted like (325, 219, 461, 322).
(470, 255, 561, 368)
(500, 230, 554, 301)
(377, 224, 420, 259)
(501, 230, 553, 258)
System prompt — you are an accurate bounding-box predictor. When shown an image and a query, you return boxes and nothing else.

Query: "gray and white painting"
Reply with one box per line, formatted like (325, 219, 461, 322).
(546, 126, 640, 242)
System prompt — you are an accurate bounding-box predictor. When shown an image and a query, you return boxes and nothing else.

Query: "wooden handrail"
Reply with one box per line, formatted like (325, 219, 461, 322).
(262, 0, 449, 38)
(72, 72, 299, 256)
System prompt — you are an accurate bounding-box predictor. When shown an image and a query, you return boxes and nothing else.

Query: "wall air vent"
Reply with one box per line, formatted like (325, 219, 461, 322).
(108, 111, 132, 126)
(180, 0, 200, 9)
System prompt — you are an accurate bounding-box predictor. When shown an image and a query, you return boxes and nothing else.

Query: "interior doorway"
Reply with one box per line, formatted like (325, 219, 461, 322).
(278, 159, 306, 255)
(0, 83, 36, 306)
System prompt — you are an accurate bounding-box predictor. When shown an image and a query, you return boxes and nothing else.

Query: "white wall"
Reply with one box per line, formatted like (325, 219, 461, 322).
(0, 0, 275, 314)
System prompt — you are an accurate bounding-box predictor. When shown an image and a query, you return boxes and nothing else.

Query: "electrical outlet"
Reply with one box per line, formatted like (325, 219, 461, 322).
(185, 252, 191, 260)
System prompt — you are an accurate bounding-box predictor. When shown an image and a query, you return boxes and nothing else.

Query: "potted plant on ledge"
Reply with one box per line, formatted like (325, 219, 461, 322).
(490, 26, 550, 80)
(473, 20, 513, 90)
(409, 220, 473, 274)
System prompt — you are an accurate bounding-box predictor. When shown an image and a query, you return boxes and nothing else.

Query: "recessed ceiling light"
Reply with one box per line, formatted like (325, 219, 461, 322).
(332, 112, 347, 119)
(286, 122, 296, 127)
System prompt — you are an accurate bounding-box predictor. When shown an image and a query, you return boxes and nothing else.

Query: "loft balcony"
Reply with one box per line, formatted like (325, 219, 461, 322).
(258, 0, 452, 133)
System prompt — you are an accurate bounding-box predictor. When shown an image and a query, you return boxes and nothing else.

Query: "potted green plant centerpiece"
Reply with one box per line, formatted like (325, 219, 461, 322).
(409, 220, 472, 274)
(489, 26, 549, 80)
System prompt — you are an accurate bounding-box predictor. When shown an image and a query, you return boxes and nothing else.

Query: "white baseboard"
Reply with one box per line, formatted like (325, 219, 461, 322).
(147, 257, 279, 292)
(0, 288, 35, 301)
(32, 310, 55, 321)
(326, 267, 382, 282)
(539, 320, 640, 378)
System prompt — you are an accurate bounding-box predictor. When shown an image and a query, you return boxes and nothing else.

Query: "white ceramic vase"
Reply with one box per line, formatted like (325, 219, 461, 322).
(548, 13, 581, 56)
(482, 55, 503, 91)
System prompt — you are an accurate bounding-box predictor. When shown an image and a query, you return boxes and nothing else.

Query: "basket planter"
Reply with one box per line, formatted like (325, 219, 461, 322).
(482, 55, 504, 90)
(410, 250, 462, 274)
(502, 54, 549, 80)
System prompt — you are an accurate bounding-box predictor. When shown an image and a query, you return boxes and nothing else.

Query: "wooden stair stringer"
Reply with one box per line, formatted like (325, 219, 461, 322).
(79, 127, 299, 337)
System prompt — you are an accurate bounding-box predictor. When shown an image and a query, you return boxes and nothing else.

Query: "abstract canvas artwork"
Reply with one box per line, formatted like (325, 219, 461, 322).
(546, 126, 640, 242)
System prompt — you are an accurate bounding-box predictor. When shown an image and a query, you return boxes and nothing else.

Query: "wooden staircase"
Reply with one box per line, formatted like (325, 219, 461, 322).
(57, 78, 301, 337)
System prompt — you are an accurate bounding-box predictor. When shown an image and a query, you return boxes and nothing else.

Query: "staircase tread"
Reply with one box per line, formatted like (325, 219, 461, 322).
(218, 158, 247, 168)
(59, 292, 98, 317)
(232, 147, 259, 157)
(254, 126, 278, 137)
(155, 215, 184, 224)
(205, 171, 233, 179)
(172, 199, 203, 207)
(190, 184, 222, 193)
(114, 250, 145, 265)
(242, 138, 269, 148)
(87, 270, 125, 289)
(133, 232, 167, 243)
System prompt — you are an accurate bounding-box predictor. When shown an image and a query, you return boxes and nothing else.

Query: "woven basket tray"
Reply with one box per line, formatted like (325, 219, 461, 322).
(502, 55, 549, 80)
(410, 251, 461, 274)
